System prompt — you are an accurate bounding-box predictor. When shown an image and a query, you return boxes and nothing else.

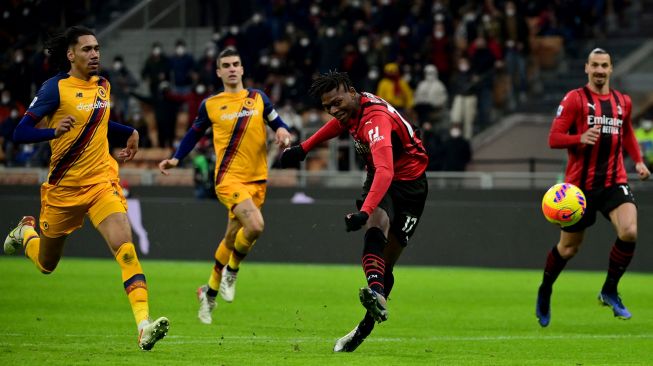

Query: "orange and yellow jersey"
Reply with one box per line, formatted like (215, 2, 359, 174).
(179, 88, 284, 186)
(25, 72, 117, 186)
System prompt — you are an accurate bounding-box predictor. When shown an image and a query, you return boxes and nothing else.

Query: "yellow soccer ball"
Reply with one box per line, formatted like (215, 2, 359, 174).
(541, 183, 587, 227)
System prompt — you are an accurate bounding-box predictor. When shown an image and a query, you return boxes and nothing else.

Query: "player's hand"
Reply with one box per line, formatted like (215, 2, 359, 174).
(54, 115, 75, 137)
(275, 127, 292, 148)
(279, 144, 307, 168)
(580, 125, 601, 145)
(635, 162, 651, 181)
(117, 130, 139, 162)
(158, 158, 179, 175)
(344, 211, 369, 232)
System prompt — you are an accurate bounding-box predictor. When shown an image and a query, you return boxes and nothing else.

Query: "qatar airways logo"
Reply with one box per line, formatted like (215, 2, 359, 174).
(221, 109, 259, 120)
(76, 100, 111, 111)
(587, 115, 622, 134)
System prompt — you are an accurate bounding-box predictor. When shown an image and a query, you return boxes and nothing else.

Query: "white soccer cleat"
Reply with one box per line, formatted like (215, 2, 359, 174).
(219, 267, 238, 302)
(138, 316, 169, 351)
(333, 326, 365, 352)
(197, 285, 217, 324)
(4, 216, 36, 255)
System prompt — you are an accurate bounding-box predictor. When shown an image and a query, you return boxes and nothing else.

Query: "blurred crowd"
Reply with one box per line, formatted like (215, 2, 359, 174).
(0, 0, 637, 172)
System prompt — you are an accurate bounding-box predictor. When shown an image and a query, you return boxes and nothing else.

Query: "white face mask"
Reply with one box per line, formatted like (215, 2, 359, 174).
(300, 37, 310, 47)
(368, 69, 379, 80)
(506, 8, 516, 17)
(206, 48, 216, 57)
(230, 26, 239, 34)
(642, 120, 653, 130)
(450, 128, 462, 138)
(175, 46, 185, 56)
(381, 36, 392, 46)
(285, 76, 296, 86)
(1, 95, 9, 104)
(113, 61, 122, 71)
(434, 30, 444, 39)
(359, 44, 369, 53)
(10, 109, 19, 119)
(195, 84, 206, 94)
(152, 47, 161, 56)
(325, 27, 335, 37)
(459, 63, 470, 72)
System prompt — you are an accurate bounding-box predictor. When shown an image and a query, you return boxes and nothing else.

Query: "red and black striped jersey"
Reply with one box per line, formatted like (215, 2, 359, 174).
(549, 86, 642, 191)
(301, 92, 428, 214)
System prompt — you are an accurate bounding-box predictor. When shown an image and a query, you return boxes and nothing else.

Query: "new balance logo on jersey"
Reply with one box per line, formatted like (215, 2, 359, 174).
(76, 92, 83, 98)
(76, 100, 110, 111)
(220, 109, 259, 120)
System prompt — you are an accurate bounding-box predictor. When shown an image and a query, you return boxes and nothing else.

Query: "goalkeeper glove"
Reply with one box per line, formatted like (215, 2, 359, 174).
(280, 145, 307, 168)
(344, 211, 369, 232)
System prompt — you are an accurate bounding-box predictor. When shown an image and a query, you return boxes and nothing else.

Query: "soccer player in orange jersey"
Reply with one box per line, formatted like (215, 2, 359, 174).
(3, 26, 169, 350)
(159, 48, 291, 325)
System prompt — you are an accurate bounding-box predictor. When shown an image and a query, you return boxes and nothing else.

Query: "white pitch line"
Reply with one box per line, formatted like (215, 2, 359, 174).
(1, 333, 652, 344)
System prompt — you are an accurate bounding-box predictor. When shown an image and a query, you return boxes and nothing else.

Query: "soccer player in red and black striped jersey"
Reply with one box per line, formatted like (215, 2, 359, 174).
(3, 26, 169, 350)
(535, 48, 650, 327)
(280, 71, 429, 352)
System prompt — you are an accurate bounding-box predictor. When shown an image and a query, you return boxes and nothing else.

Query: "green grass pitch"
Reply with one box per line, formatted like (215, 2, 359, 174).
(0, 257, 651, 365)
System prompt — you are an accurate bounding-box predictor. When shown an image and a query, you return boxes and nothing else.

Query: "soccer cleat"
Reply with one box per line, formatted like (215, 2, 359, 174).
(4, 216, 36, 255)
(197, 285, 217, 324)
(138, 316, 169, 351)
(333, 326, 368, 352)
(598, 292, 632, 320)
(358, 287, 388, 323)
(536, 286, 551, 327)
(219, 267, 237, 302)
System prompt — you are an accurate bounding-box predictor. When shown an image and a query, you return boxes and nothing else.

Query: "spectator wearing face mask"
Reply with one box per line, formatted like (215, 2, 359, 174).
(414, 64, 448, 126)
(450, 56, 478, 139)
(424, 21, 453, 87)
(170, 39, 197, 95)
(5, 49, 33, 107)
(107, 55, 138, 123)
(141, 42, 172, 99)
(442, 123, 472, 172)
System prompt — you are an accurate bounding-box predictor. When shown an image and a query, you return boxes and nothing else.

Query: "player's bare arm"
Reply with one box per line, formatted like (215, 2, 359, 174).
(54, 115, 75, 137)
(580, 125, 601, 145)
(158, 158, 179, 175)
(118, 130, 139, 162)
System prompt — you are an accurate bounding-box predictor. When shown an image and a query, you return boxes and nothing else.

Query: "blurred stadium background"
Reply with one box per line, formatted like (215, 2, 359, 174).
(1, 0, 653, 270)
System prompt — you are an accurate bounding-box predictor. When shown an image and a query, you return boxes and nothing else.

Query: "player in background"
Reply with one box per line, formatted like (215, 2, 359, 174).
(158, 47, 291, 325)
(536, 48, 650, 327)
(280, 71, 429, 352)
(3, 26, 169, 350)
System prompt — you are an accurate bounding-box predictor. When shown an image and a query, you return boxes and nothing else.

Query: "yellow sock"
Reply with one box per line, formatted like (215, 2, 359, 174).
(208, 240, 231, 291)
(228, 229, 255, 270)
(23, 228, 49, 274)
(115, 243, 149, 325)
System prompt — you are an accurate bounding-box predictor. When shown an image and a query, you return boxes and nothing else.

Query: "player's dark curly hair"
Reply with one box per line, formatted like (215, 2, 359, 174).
(45, 26, 96, 72)
(308, 71, 354, 99)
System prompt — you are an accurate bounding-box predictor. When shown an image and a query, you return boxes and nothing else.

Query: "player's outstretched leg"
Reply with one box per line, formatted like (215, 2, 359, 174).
(333, 313, 375, 352)
(4, 216, 36, 254)
(598, 292, 632, 320)
(359, 287, 388, 323)
(138, 317, 170, 350)
(536, 285, 552, 327)
(197, 285, 217, 324)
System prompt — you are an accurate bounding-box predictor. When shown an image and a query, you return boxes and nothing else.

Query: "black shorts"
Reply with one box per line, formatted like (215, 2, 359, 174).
(562, 183, 636, 232)
(360, 174, 428, 246)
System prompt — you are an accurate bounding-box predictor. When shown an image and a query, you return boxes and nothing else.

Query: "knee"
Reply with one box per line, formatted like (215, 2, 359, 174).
(618, 224, 637, 243)
(558, 243, 580, 259)
(244, 222, 264, 240)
